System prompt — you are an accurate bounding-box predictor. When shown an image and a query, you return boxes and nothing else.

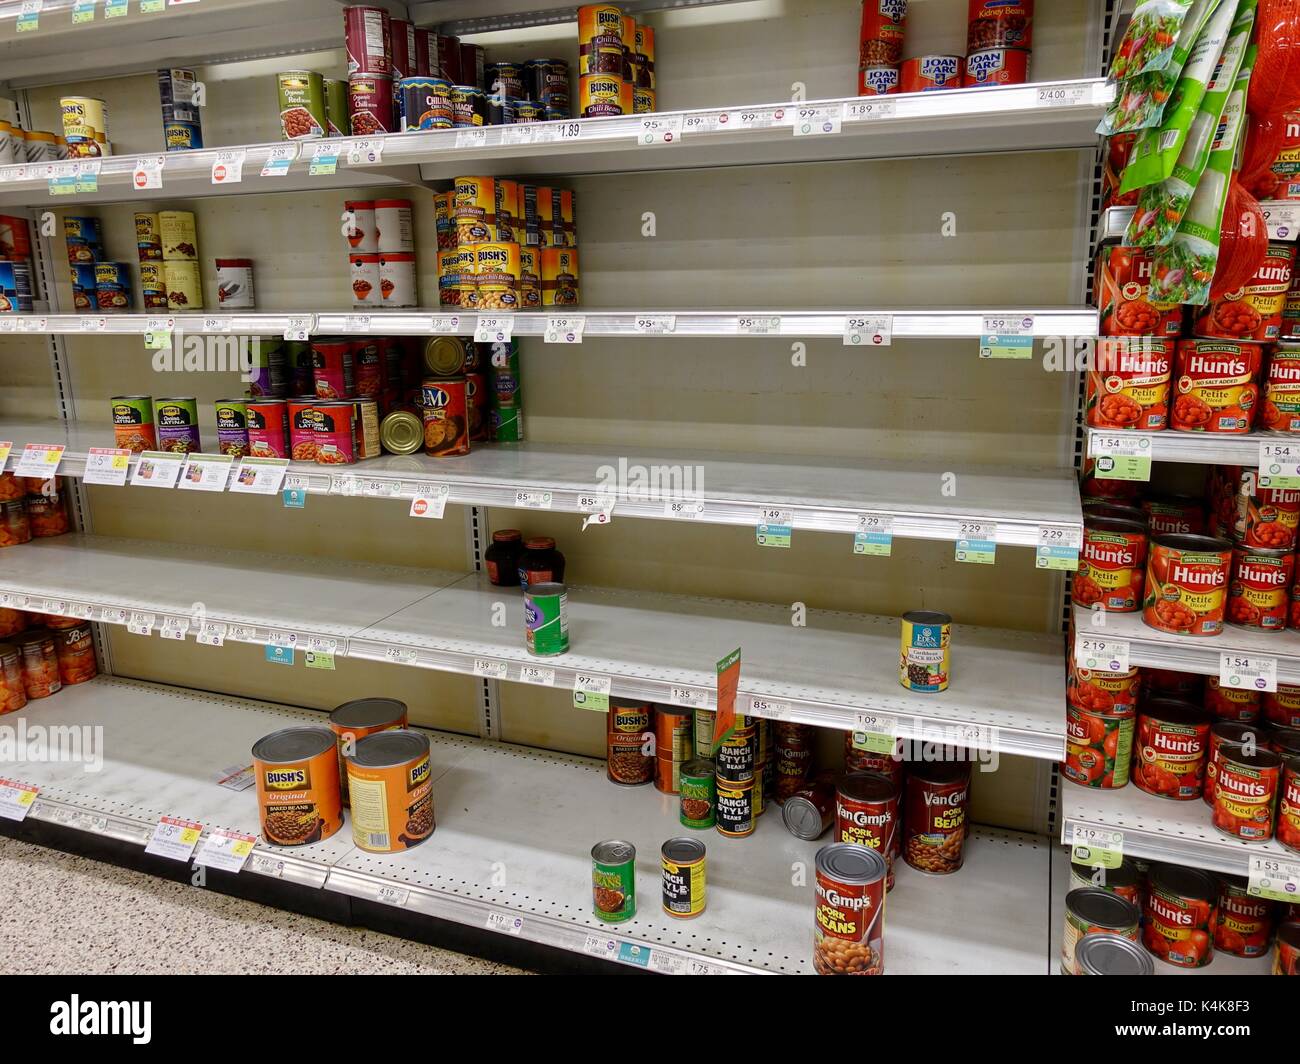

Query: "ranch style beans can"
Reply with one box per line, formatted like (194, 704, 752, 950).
(112, 395, 156, 453)
(899, 610, 950, 692)
(1085, 337, 1173, 429)
(524, 582, 569, 657)
(662, 837, 706, 919)
(1132, 698, 1210, 801)
(813, 843, 886, 975)
(678, 759, 716, 829)
(1227, 545, 1293, 631)
(1074, 933, 1155, 975)
(1062, 888, 1140, 975)
(902, 760, 970, 874)
(607, 699, 653, 786)
(591, 839, 635, 923)
(715, 725, 756, 783)
(421, 376, 470, 457)
(329, 697, 408, 805)
(1142, 533, 1233, 636)
(346, 730, 434, 852)
(715, 777, 755, 837)
(1214, 877, 1275, 958)
(1143, 865, 1216, 968)
(1076, 515, 1147, 612)
(836, 771, 900, 891)
(1261, 345, 1300, 432)
(1171, 339, 1265, 433)
(252, 726, 343, 846)
(1213, 746, 1282, 842)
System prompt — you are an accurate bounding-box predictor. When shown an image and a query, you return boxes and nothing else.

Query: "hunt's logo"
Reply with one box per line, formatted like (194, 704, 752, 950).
(264, 766, 309, 790)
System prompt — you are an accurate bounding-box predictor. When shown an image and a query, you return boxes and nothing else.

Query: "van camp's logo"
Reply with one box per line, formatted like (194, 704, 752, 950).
(264, 767, 309, 790)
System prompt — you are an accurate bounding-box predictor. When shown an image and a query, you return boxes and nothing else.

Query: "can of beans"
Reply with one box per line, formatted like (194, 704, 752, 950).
(1132, 698, 1211, 800)
(287, 398, 317, 462)
(463, 370, 489, 443)
(962, 47, 1030, 86)
(1275, 922, 1300, 973)
(1204, 677, 1261, 722)
(1085, 337, 1174, 429)
(0, 500, 29, 548)
(782, 774, 836, 839)
(312, 401, 356, 465)
(214, 399, 248, 458)
(252, 726, 343, 846)
(329, 697, 408, 805)
(691, 708, 716, 760)
(489, 340, 523, 442)
(606, 699, 652, 786)
(1142, 533, 1233, 636)
(278, 71, 327, 139)
(1076, 515, 1147, 612)
(0, 643, 25, 714)
(163, 260, 202, 311)
(1213, 745, 1282, 841)
(348, 72, 394, 135)
(345, 730, 433, 852)
(1213, 876, 1275, 957)
(344, 5, 391, 76)
(578, 4, 626, 75)
(899, 610, 950, 691)
(377, 251, 416, 307)
(60, 96, 108, 145)
(899, 55, 963, 92)
(437, 34, 462, 84)
(344, 200, 377, 252)
(579, 73, 625, 117)
(858, 66, 901, 96)
(461, 43, 484, 88)
(399, 77, 452, 131)
(69, 263, 94, 311)
(10, 630, 57, 699)
(1261, 345, 1300, 432)
(0, 263, 34, 314)
(836, 771, 900, 891)
(52, 624, 95, 686)
(449, 84, 485, 127)
(1143, 865, 1216, 968)
(1172, 339, 1266, 432)
(715, 777, 755, 837)
(1235, 479, 1300, 550)
(902, 761, 970, 874)
(112, 396, 156, 454)
(312, 338, 354, 399)
(421, 376, 470, 457)
(773, 721, 814, 801)
(660, 837, 706, 919)
(93, 262, 131, 311)
(715, 726, 756, 784)
(325, 79, 349, 136)
(1195, 243, 1296, 341)
(859, 0, 908, 67)
(813, 843, 886, 975)
(27, 492, 67, 538)
(967, 0, 1033, 50)
(1061, 888, 1140, 975)
(246, 399, 288, 459)
(1068, 857, 1140, 905)
(474, 243, 521, 311)
(678, 759, 716, 829)
(1228, 545, 1293, 631)
(65, 215, 102, 263)
(390, 16, 415, 83)
(591, 839, 635, 923)
(541, 246, 580, 306)
(524, 582, 568, 657)
(155, 397, 200, 454)
(1064, 701, 1134, 788)
(844, 730, 903, 783)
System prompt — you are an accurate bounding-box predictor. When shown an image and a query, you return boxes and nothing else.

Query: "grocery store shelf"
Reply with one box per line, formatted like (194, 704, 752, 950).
(0, 676, 1053, 975)
(415, 0, 748, 36)
(0, 535, 1067, 755)
(1100, 203, 1300, 244)
(0, 419, 1083, 547)
(1086, 427, 1270, 468)
(0, 306, 1099, 339)
(1071, 604, 1300, 685)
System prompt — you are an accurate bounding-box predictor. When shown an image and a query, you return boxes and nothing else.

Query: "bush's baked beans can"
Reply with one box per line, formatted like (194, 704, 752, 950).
(1235, 479, 1300, 550)
(1213, 745, 1282, 841)
(346, 730, 434, 852)
(1274, 921, 1300, 973)
(1261, 345, 1300, 432)
(329, 697, 408, 805)
(1204, 677, 1261, 722)
(92, 262, 131, 311)
(541, 246, 579, 306)
(1143, 865, 1216, 968)
(962, 47, 1030, 86)
(421, 376, 470, 457)
(899, 610, 950, 692)
(1195, 243, 1296, 341)
(1074, 932, 1154, 975)
(858, 66, 901, 96)
(607, 699, 653, 785)
(246, 399, 289, 459)
(1214, 877, 1275, 958)
(155, 397, 200, 454)
(859, 0, 908, 67)
(1061, 888, 1140, 975)
(678, 759, 716, 829)
(967, 0, 1032, 50)
(454, 175, 496, 243)
(344, 5, 391, 76)
(813, 843, 886, 975)
(524, 581, 568, 657)
(835, 771, 900, 891)
(1085, 337, 1173, 429)
(1132, 698, 1210, 800)
(436, 250, 460, 306)
(112, 396, 156, 454)
(899, 55, 963, 92)
(70, 263, 95, 311)
(1068, 857, 1140, 904)
(1142, 533, 1233, 636)
(252, 726, 343, 846)
(1065, 702, 1134, 788)
(715, 777, 755, 837)
(592, 839, 635, 923)
(1228, 545, 1293, 631)
(1172, 339, 1265, 432)
(902, 760, 969, 874)
(662, 837, 706, 918)
(1076, 516, 1147, 612)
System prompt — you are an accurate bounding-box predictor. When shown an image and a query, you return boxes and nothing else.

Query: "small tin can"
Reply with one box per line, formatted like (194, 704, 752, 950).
(1144, 865, 1216, 968)
(423, 336, 467, 377)
(715, 726, 756, 783)
(579, 73, 625, 117)
(345, 199, 378, 252)
(858, 65, 901, 96)
(860, 0, 908, 66)
(65, 215, 102, 264)
(1276, 922, 1300, 974)
(1205, 721, 1261, 807)
(900, 610, 950, 692)
(899, 55, 964, 92)
(1068, 857, 1141, 904)
(214, 399, 249, 458)
(112, 396, 157, 454)
(313, 401, 356, 465)
(1214, 876, 1276, 957)
(782, 774, 837, 840)
(60, 96, 108, 145)
(159, 210, 198, 260)
(661, 837, 706, 919)
(215, 259, 255, 309)
(592, 839, 635, 923)
(155, 396, 200, 454)
(1262, 345, 1300, 432)
(524, 581, 569, 657)
(450, 84, 485, 127)
(715, 777, 755, 837)
(350, 253, 382, 308)
(902, 760, 970, 874)
(1062, 888, 1141, 975)
(158, 68, 203, 151)
(94, 262, 132, 311)
(378, 251, 417, 307)
(1213, 746, 1283, 841)
(374, 198, 413, 253)
(693, 708, 717, 760)
(344, 5, 391, 76)
(1074, 932, 1154, 975)
(312, 338, 355, 399)
(968, 0, 1033, 50)
(541, 246, 579, 306)
(1143, 533, 1233, 636)
(1228, 545, 1293, 631)
(1132, 698, 1211, 800)
(490, 341, 523, 442)
(379, 410, 423, 456)
(678, 759, 717, 829)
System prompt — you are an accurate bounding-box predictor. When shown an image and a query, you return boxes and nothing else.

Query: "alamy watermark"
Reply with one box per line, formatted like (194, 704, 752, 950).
(0, 719, 103, 773)
(150, 327, 262, 384)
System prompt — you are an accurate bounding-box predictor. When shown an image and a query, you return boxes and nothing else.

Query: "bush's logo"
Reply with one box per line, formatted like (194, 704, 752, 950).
(408, 757, 431, 790)
(264, 766, 309, 790)
(156, 404, 192, 427)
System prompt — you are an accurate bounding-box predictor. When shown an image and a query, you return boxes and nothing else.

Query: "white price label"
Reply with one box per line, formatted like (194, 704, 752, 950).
(230, 458, 290, 495)
(664, 500, 705, 519)
(384, 646, 418, 665)
(260, 144, 298, 177)
(202, 316, 232, 333)
(730, 107, 778, 129)
(794, 104, 842, 136)
(250, 854, 286, 878)
(634, 314, 676, 334)
(210, 150, 246, 184)
(127, 612, 155, 636)
(682, 111, 723, 134)
(376, 885, 409, 907)
(669, 685, 710, 708)
(343, 315, 371, 334)
(102, 608, 128, 625)
(1070, 825, 1126, 869)
(14, 443, 64, 478)
(544, 315, 586, 343)
(266, 630, 296, 648)
(132, 155, 165, 191)
(1219, 653, 1279, 693)
(283, 316, 312, 342)
(473, 659, 508, 680)
(193, 829, 255, 872)
(346, 139, 384, 165)
(759, 507, 792, 527)
(737, 315, 781, 334)
(573, 673, 612, 712)
(197, 622, 227, 647)
(854, 711, 899, 738)
(429, 314, 462, 334)
(501, 125, 534, 145)
(307, 637, 338, 655)
(519, 664, 556, 687)
(160, 616, 190, 640)
(747, 696, 791, 719)
(144, 816, 203, 861)
(486, 910, 524, 935)
(454, 128, 487, 149)
(361, 479, 400, 498)
(514, 489, 553, 510)
(79, 316, 108, 332)
(1035, 85, 1088, 107)
(1264, 202, 1300, 241)
(409, 485, 449, 519)
(843, 315, 892, 347)
(0, 779, 38, 822)
(1247, 854, 1300, 903)
(638, 114, 684, 145)
(1072, 633, 1131, 673)
(1037, 524, 1082, 550)
(1259, 439, 1300, 488)
(1089, 434, 1149, 459)
(844, 98, 896, 121)
(583, 934, 618, 959)
(476, 315, 515, 343)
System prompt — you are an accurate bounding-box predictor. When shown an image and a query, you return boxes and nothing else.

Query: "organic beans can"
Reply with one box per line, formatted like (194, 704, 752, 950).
(346, 730, 434, 852)
(678, 759, 716, 828)
(1061, 887, 1140, 976)
(278, 71, 327, 139)
(252, 726, 343, 846)
(813, 843, 886, 975)
(1132, 698, 1210, 801)
(1142, 533, 1233, 636)
(662, 837, 706, 919)
(591, 839, 635, 922)
(1171, 339, 1265, 433)
(902, 760, 969, 874)
(1143, 865, 1216, 968)
(899, 610, 950, 691)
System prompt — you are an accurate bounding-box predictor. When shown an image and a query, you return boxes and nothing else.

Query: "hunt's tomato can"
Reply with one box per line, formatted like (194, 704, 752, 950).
(967, 0, 1033, 50)
(1261, 345, 1300, 432)
(1171, 339, 1266, 433)
(1097, 246, 1183, 337)
(1204, 677, 1261, 723)
(1279, 756, 1300, 853)
(858, 66, 901, 96)
(962, 47, 1030, 86)
(1142, 495, 1205, 537)
(1144, 667, 1203, 701)
(899, 55, 963, 92)
(1065, 702, 1135, 788)
(1265, 686, 1300, 729)
(1228, 545, 1294, 631)
(1195, 243, 1296, 342)
(1062, 888, 1139, 975)
(1076, 515, 1147, 612)
(1132, 699, 1210, 800)
(1213, 746, 1282, 841)
(1143, 865, 1215, 968)
(1085, 338, 1172, 430)
(835, 771, 900, 891)
(859, 0, 908, 67)
(1274, 922, 1300, 973)
(1213, 877, 1274, 958)
(1142, 533, 1233, 636)
(1068, 648, 1140, 716)
(1235, 480, 1300, 550)
(1081, 457, 1142, 502)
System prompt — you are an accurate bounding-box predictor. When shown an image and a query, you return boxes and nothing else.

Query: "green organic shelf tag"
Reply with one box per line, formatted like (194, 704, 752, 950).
(104, 0, 128, 17)
(1070, 826, 1123, 870)
(305, 650, 335, 670)
(264, 645, 294, 666)
(72, 0, 96, 22)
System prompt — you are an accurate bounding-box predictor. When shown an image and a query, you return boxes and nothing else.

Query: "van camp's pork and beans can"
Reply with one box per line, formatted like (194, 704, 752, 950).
(902, 760, 970, 874)
(813, 843, 886, 975)
(835, 771, 900, 890)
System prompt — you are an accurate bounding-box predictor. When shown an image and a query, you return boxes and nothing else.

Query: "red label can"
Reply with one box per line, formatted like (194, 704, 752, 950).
(843, 730, 903, 784)
(1261, 345, 1300, 432)
(835, 772, 900, 891)
(1206, 723, 1264, 807)
(312, 339, 355, 400)
(1097, 247, 1183, 337)
(859, 0, 908, 67)
(420, 376, 470, 457)
(1067, 650, 1140, 715)
(967, 0, 1033, 51)
(348, 72, 394, 135)
(1085, 337, 1172, 430)
(1132, 698, 1210, 801)
(1236, 479, 1300, 550)
(345, 6, 391, 76)
(287, 397, 318, 462)
(1141, 495, 1205, 537)
(1275, 922, 1300, 973)
(312, 401, 356, 465)
(1265, 686, 1300, 729)
(1076, 515, 1147, 611)
(961, 47, 1030, 86)
(1142, 533, 1233, 636)
(1213, 879, 1274, 958)
(1065, 702, 1135, 788)
(1171, 339, 1265, 433)
(1194, 243, 1297, 342)
(1213, 747, 1282, 841)
(246, 399, 289, 460)
(857, 66, 900, 96)
(1228, 545, 1293, 631)
(774, 721, 814, 801)
(1144, 667, 1203, 701)
(1279, 757, 1300, 853)
(1081, 456, 1142, 502)
(1203, 677, 1261, 723)
(465, 370, 489, 442)
(901, 761, 970, 874)
(1143, 865, 1216, 968)
(813, 844, 886, 975)
(899, 55, 963, 92)
(352, 340, 383, 399)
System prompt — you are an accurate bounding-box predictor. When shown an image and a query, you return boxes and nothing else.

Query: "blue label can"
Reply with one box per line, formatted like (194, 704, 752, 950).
(0, 261, 34, 313)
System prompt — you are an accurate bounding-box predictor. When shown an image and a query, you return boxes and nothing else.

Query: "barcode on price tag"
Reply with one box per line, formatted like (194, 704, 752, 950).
(1070, 825, 1124, 869)
(956, 521, 997, 565)
(1088, 433, 1152, 482)
(573, 673, 611, 712)
(544, 315, 586, 343)
(473, 659, 508, 679)
(1036, 524, 1081, 571)
(519, 664, 556, 686)
(385, 646, 418, 665)
(1219, 653, 1278, 693)
(854, 513, 894, 557)
(1072, 633, 1130, 673)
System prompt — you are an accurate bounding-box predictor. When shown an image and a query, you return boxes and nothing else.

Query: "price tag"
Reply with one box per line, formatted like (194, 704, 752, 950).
(250, 854, 286, 878)
(486, 910, 524, 935)
(376, 885, 409, 907)
(72, 0, 96, 21)
(1070, 825, 1124, 869)
(130, 449, 184, 488)
(955, 520, 997, 565)
(306, 648, 336, 670)
(0, 779, 38, 821)
(210, 150, 246, 185)
(635, 314, 676, 334)
(476, 315, 515, 343)
(794, 104, 842, 136)
(360, 478, 400, 498)
(583, 934, 618, 960)
(682, 111, 723, 134)
(144, 816, 203, 861)
(747, 696, 790, 719)
(384, 646, 417, 665)
(501, 125, 534, 145)
(140, 0, 162, 10)
(230, 456, 290, 495)
(127, 612, 155, 636)
(638, 113, 684, 145)
(1263, 202, 1300, 241)
(331, 474, 360, 496)
(309, 143, 339, 176)
(1246, 854, 1300, 903)
(196, 622, 227, 647)
(194, 828, 256, 872)
(853, 513, 894, 557)
(844, 98, 896, 121)
(729, 107, 779, 129)
(737, 315, 781, 334)
(843, 314, 892, 347)
(1072, 632, 1130, 673)
(341, 315, 371, 335)
(261, 144, 298, 177)
(202, 316, 232, 333)
(1036, 524, 1081, 571)
(756, 507, 793, 549)
(409, 484, 449, 519)
(16, 0, 41, 32)
(519, 664, 556, 687)
(102, 608, 128, 625)
(853, 712, 899, 754)
(670, 685, 710, 709)
(47, 165, 78, 196)
(104, 0, 126, 16)
(515, 489, 553, 510)
(14, 443, 64, 478)
(1259, 439, 1300, 489)
(473, 658, 508, 680)
(75, 160, 100, 193)
(664, 500, 705, 520)
(1089, 433, 1153, 482)
(79, 316, 109, 332)
(544, 315, 586, 343)
(283, 315, 312, 342)
(573, 673, 612, 712)
(71, 603, 97, 620)
(1219, 652, 1278, 693)
(346, 139, 385, 166)
(132, 155, 165, 191)
(267, 630, 296, 648)
(579, 493, 615, 529)
(429, 314, 462, 333)
(1035, 84, 1088, 107)
(177, 453, 233, 491)
(18, 316, 46, 332)
(160, 616, 190, 640)
(455, 128, 487, 149)
(979, 316, 1035, 359)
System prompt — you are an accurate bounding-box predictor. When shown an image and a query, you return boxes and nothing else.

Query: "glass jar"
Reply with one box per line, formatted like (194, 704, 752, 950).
(27, 490, 69, 537)
(517, 536, 565, 590)
(486, 529, 523, 587)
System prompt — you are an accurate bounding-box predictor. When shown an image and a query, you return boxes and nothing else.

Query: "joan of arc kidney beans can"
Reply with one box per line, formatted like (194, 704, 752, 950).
(835, 772, 900, 891)
(1213, 746, 1282, 842)
(155, 397, 200, 454)
(902, 760, 970, 874)
(1142, 533, 1233, 636)
(967, 0, 1033, 50)
(1143, 865, 1216, 968)
(1085, 338, 1173, 429)
(813, 843, 886, 975)
(1061, 888, 1140, 976)
(899, 55, 963, 92)
(678, 760, 716, 829)
(1171, 339, 1265, 433)
(1132, 698, 1210, 801)
(899, 610, 949, 692)
(591, 840, 634, 922)
(962, 47, 1030, 86)
(421, 376, 470, 457)
(858, 66, 900, 96)
(1076, 516, 1147, 612)
(1227, 545, 1293, 631)
(1195, 243, 1296, 341)
(1213, 877, 1275, 958)
(1204, 677, 1261, 723)
(1261, 345, 1300, 432)
(524, 582, 568, 657)
(662, 837, 706, 919)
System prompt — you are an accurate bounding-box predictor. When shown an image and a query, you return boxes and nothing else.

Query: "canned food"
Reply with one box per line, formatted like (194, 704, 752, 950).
(64, 216, 103, 264)
(378, 251, 416, 307)
(1275, 921, 1300, 973)
(859, 0, 908, 67)
(1213, 746, 1282, 841)
(1236, 479, 1300, 550)
(902, 760, 970, 874)
(312, 401, 356, 465)
(130, 212, 160, 262)
(1214, 876, 1275, 957)
(1062, 887, 1140, 976)
(783, 774, 837, 839)
(844, 730, 903, 783)
(1172, 339, 1265, 433)
(967, 0, 1033, 50)
(437, 250, 461, 306)
(155, 397, 200, 454)
(215, 259, 254, 309)
(437, 34, 462, 85)
(662, 837, 706, 919)
(772, 721, 814, 801)
(579, 73, 625, 117)
(1142, 533, 1233, 636)
(836, 771, 900, 890)
(212, 399, 248, 458)
(0, 261, 33, 313)
(1143, 865, 1216, 968)
(421, 376, 470, 457)
(346, 730, 433, 852)
(1076, 516, 1147, 612)
(678, 759, 716, 829)
(490, 341, 523, 441)
(1068, 857, 1140, 904)
(287, 398, 317, 461)
(858, 65, 901, 96)
(899, 55, 963, 92)
(1068, 649, 1140, 717)
(1074, 932, 1154, 975)
(447, 84, 484, 128)
(12, 630, 59, 698)
(112, 396, 156, 453)
(158, 68, 203, 151)
(540, 246, 580, 307)
(312, 339, 355, 399)
(390, 18, 415, 86)
(1262, 346, 1300, 432)
(714, 726, 755, 785)
(715, 777, 755, 837)
(349, 253, 381, 307)
(344, 5, 391, 76)
(1228, 545, 1293, 631)
(344, 200, 377, 252)
(136, 262, 166, 311)
(278, 71, 327, 139)
(1204, 677, 1261, 722)
(1085, 337, 1173, 429)
(1280, 755, 1300, 853)
(0, 643, 25, 714)
(899, 609, 950, 691)
(1065, 701, 1134, 788)
(578, 4, 627, 76)
(474, 243, 521, 310)
(68, 264, 93, 311)
(813, 843, 886, 975)
(27, 491, 68, 539)
(1132, 698, 1210, 800)
(1207, 722, 1267, 807)
(1195, 244, 1296, 341)
(962, 47, 1030, 86)
(591, 839, 635, 923)
(158, 210, 197, 262)
(461, 43, 484, 89)
(526, 58, 572, 112)
(524, 582, 568, 656)
(0, 499, 28, 549)
(1142, 495, 1205, 537)
(328, 696, 408, 805)
(325, 78, 349, 137)
(246, 399, 289, 459)
(252, 726, 343, 846)
(162, 260, 201, 310)
(606, 699, 653, 786)
(349, 72, 394, 135)
(60, 96, 108, 144)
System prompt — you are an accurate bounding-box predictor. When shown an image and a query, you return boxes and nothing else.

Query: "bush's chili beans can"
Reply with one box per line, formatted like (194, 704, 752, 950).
(813, 843, 886, 975)
(1076, 516, 1147, 612)
(902, 760, 970, 874)
(899, 610, 950, 691)
(1262, 345, 1300, 432)
(859, 0, 908, 67)
(1214, 877, 1275, 957)
(344, 6, 391, 76)
(1213, 746, 1282, 841)
(1206, 722, 1265, 807)
(678, 760, 716, 829)
(1061, 888, 1140, 976)
(328, 697, 407, 805)
(578, 4, 626, 76)
(252, 726, 343, 846)
(1142, 533, 1233, 636)
(1132, 698, 1210, 800)
(967, 0, 1032, 50)
(1171, 339, 1266, 432)
(1228, 545, 1293, 631)
(591, 840, 635, 922)
(1068, 857, 1140, 904)
(1065, 701, 1135, 788)
(662, 837, 706, 918)
(346, 730, 434, 852)
(835, 772, 900, 891)
(1085, 338, 1173, 430)
(1097, 248, 1182, 337)
(1204, 677, 1261, 722)
(1235, 479, 1300, 549)
(715, 778, 755, 837)
(962, 47, 1030, 86)
(783, 773, 837, 840)
(899, 55, 963, 92)
(1143, 865, 1216, 968)
(1195, 243, 1296, 341)
(773, 721, 814, 801)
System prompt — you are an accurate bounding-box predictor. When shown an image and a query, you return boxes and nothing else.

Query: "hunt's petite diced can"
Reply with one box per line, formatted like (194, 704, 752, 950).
(899, 610, 950, 692)
(1142, 533, 1233, 636)
(592, 839, 635, 923)
(661, 837, 706, 919)
(524, 581, 568, 657)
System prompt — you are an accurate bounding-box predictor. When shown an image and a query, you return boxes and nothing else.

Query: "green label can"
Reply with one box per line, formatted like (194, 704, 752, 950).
(679, 759, 716, 829)
(524, 581, 568, 656)
(489, 340, 523, 442)
(278, 70, 327, 140)
(324, 78, 350, 137)
(592, 839, 635, 923)
(693, 708, 716, 759)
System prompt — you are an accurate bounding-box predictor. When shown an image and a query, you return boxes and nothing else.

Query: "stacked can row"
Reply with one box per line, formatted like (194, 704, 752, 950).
(576, 4, 658, 117)
(63, 212, 210, 313)
(0, 598, 98, 714)
(0, 120, 67, 165)
(343, 198, 417, 309)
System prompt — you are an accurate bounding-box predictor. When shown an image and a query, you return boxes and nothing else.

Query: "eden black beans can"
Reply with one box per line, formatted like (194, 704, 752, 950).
(661, 837, 706, 919)
(715, 777, 755, 837)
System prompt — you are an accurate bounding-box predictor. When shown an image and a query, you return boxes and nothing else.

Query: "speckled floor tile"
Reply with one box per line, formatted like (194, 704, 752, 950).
(0, 836, 530, 975)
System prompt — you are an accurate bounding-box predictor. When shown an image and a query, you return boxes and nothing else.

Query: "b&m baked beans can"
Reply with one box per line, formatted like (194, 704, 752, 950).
(1076, 515, 1147, 612)
(1228, 545, 1293, 631)
(900, 55, 963, 92)
(252, 726, 343, 846)
(836, 771, 900, 891)
(1085, 338, 1173, 430)
(1132, 698, 1210, 800)
(813, 843, 886, 975)
(967, 0, 1033, 51)
(661, 837, 706, 919)
(962, 47, 1030, 86)
(1142, 533, 1233, 636)
(346, 730, 434, 852)
(421, 376, 470, 457)
(902, 761, 969, 874)
(1213, 746, 1282, 842)
(1143, 865, 1216, 968)
(1261, 345, 1300, 432)
(899, 610, 949, 691)
(859, 0, 908, 67)
(1172, 339, 1265, 433)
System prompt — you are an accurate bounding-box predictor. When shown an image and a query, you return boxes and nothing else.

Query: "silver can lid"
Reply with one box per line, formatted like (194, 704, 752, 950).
(251, 725, 335, 764)
(1076, 932, 1154, 975)
(592, 839, 635, 864)
(330, 696, 407, 730)
(349, 729, 428, 769)
(661, 837, 705, 864)
(815, 842, 886, 884)
(782, 796, 830, 841)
